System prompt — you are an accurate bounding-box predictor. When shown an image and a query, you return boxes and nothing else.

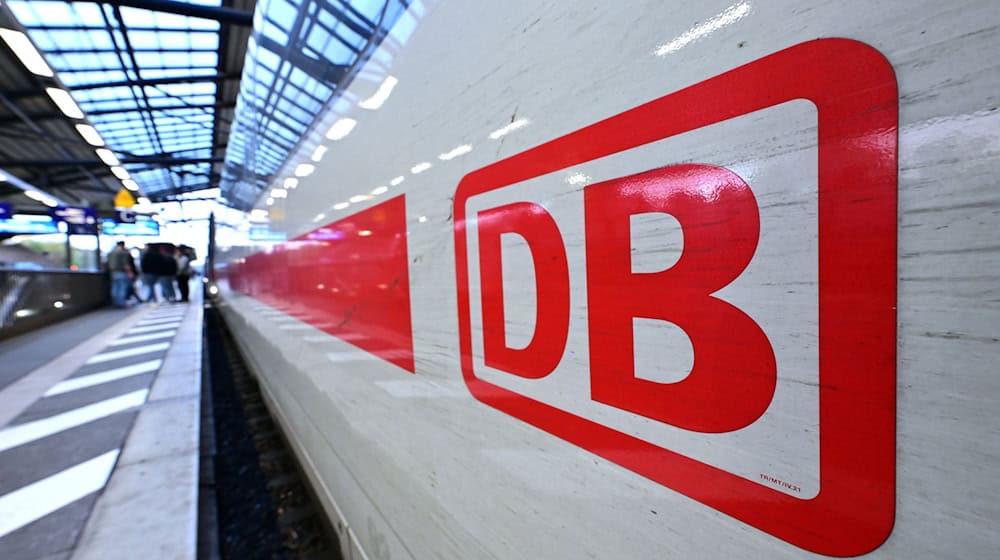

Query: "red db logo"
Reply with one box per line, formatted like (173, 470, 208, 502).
(453, 39, 897, 556)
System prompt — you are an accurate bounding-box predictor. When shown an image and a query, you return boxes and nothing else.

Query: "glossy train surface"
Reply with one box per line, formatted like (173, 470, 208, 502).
(213, 1, 1000, 558)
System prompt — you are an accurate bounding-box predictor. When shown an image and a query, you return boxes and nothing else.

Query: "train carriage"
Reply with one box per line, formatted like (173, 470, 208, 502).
(213, 1, 1000, 558)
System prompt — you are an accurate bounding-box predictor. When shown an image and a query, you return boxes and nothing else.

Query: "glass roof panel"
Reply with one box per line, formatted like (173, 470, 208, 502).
(9, 0, 225, 202)
(11, 0, 422, 209)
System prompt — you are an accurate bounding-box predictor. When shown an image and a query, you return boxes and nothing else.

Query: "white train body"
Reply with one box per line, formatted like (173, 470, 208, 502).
(214, 1, 1000, 558)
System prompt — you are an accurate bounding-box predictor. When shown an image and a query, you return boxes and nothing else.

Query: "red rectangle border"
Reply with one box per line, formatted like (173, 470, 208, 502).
(453, 39, 897, 556)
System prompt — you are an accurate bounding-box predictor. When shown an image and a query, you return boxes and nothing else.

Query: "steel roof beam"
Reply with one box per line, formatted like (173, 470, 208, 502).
(87, 101, 236, 117)
(0, 157, 224, 167)
(69, 73, 241, 91)
(65, 0, 254, 26)
(0, 92, 111, 195)
(46, 46, 219, 55)
(2, 74, 241, 100)
(256, 35, 349, 86)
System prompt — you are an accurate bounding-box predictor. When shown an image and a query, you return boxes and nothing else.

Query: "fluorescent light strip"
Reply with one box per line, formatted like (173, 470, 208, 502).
(75, 124, 105, 146)
(45, 88, 84, 119)
(0, 28, 54, 77)
(95, 148, 120, 166)
(24, 190, 58, 207)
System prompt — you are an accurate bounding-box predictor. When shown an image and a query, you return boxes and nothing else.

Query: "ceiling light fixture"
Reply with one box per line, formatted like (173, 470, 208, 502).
(24, 190, 58, 207)
(75, 123, 105, 146)
(0, 28, 54, 77)
(45, 87, 84, 119)
(95, 148, 120, 166)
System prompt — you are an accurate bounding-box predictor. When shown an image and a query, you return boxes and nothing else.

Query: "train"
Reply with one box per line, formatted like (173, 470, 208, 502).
(211, 0, 1000, 558)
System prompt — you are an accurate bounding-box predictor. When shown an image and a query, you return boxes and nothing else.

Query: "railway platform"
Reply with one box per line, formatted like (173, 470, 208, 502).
(0, 293, 203, 560)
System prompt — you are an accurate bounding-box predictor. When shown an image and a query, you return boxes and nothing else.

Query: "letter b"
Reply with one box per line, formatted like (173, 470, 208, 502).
(584, 164, 776, 433)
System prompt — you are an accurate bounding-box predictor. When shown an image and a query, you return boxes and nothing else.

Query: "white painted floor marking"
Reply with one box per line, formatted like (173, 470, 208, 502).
(84, 342, 170, 365)
(140, 310, 186, 317)
(109, 330, 177, 346)
(144, 311, 186, 319)
(44, 360, 162, 397)
(0, 390, 148, 453)
(135, 316, 185, 326)
(0, 449, 120, 538)
(127, 322, 181, 334)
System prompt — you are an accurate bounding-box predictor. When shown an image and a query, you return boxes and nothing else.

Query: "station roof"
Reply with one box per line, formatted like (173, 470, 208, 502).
(0, 0, 406, 214)
(0, 0, 252, 213)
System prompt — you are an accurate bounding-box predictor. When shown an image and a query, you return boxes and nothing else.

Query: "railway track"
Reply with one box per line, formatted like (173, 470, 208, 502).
(201, 305, 340, 560)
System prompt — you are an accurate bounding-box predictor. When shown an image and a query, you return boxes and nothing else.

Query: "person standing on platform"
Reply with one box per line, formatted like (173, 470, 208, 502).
(175, 246, 193, 303)
(125, 247, 143, 304)
(107, 241, 133, 308)
(140, 244, 160, 302)
(157, 244, 178, 302)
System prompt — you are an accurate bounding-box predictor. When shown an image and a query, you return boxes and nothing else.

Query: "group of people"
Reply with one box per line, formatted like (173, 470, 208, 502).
(106, 241, 196, 308)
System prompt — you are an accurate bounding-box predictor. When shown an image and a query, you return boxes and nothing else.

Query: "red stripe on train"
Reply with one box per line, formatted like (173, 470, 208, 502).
(229, 195, 415, 372)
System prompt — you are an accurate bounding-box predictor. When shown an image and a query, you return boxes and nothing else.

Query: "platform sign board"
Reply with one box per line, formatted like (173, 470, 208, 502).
(0, 203, 12, 220)
(51, 206, 98, 235)
(248, 226, 287, 241)
(101, 217, 159, 236)
(114, 188, 135, 209)
(453, 39, 897, 556)
(115, 209, 137, 223)
(0, 214, 60, 234)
